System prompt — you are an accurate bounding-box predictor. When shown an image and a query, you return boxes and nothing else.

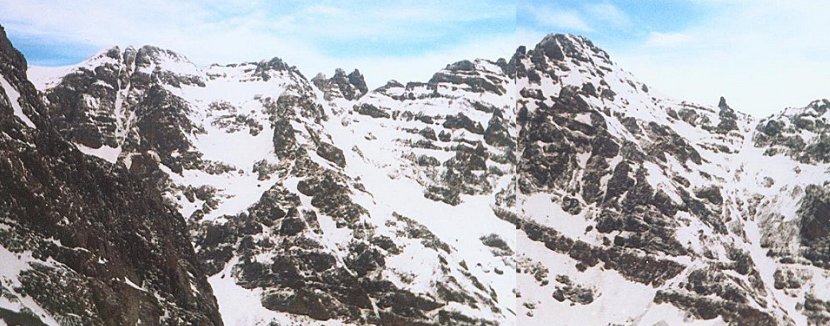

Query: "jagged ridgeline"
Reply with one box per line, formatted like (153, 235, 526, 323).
(2, 21, 830, 326)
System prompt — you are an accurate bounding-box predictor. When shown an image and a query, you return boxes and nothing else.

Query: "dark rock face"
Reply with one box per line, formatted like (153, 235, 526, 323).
(0, 25, 221, 325)
(316, 142, 346, 167)
(133, 85, 201, 172)
(500, 213, 685, 287)
(552, 275, 594, 305)
(804, 294, 830, 324)
(706, 96, 739, 134)
(484, 109, 515, 148)
(654, 291, 777, 326)
(428, 60, 507, 95)
(297, 171, 368, 223)
(40, 43, 215, 183)
(536, 36, 565, 61)
(695, 185, 724, 205)
(272, 113, 298, 157)
(44, 45, 204, 152)
(798, 184, 830, 266)
(356, 103, 391, 118)
(443, 112, 484, 134)
(480, 233, 513, 256)
(312, 68, 368, 101)
(755, 99, 830, 163)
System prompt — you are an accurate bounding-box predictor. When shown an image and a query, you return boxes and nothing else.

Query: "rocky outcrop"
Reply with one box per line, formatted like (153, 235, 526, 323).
(312, 68, 368, 101)
(755, 99, 830, 163)
(798, 184, 830, 266)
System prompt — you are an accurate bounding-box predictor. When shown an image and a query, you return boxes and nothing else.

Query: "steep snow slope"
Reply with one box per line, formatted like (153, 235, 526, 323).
(320, 58, 520, 323)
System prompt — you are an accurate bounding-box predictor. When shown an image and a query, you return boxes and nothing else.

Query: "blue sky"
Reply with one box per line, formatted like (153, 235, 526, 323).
(1, 1, 828, 115)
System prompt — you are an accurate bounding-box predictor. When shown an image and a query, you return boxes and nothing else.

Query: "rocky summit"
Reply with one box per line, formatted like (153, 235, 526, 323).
(2, 22, 829, 326)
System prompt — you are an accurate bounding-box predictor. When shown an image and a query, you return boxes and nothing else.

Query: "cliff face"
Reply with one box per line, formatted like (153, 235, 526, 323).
(0, 26, 222, 325)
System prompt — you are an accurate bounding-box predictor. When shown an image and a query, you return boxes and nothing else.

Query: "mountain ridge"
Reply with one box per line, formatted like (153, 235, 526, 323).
(3, 27, 830, 325)
(28, 35, 826, 120)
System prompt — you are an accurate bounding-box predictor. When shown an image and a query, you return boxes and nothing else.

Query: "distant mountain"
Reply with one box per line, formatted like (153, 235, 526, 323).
(2, 22, 829, 325)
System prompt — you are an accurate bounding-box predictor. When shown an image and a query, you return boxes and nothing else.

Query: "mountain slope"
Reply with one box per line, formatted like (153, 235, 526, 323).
(511, 33, 830, 325)
(32, 43, 519, 324)
(0, 26, 222, 325)
(19, 30, 830, 325)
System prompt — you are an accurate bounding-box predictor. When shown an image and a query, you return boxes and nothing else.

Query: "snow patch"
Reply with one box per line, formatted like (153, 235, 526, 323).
(0, 75, 36, 128)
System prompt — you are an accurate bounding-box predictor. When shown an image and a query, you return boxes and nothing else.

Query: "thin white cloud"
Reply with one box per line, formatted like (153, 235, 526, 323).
(644, 32, 692, 47)
(0, 0, 513, 47)
(551, 11, 593, 32)
(585, 3, 630, 27)
(304, 5, 343, 16)
(523, 4, 593, 32)
(367, 2, 512, 24)
(545, 11, 593, 32)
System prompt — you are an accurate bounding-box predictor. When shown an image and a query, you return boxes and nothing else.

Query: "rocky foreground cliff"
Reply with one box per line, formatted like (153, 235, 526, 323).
(2, 23, 830, 325)
(0, 26, 222, 325)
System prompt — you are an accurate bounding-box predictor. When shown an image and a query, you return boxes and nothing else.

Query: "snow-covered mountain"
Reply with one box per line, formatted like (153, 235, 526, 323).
(26, 42, 518, 325)
(511, 34, 830, 325)
(3, 22, 830, 325)
(514, 35, 830, 325)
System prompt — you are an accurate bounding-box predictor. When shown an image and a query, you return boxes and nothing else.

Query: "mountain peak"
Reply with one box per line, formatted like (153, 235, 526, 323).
(445, 59, 477, 72)
(313, 67, 368, 100)
(538, 33, 575, 45)
(0, 25, 26, 76)
(346, 69, 367, 94)
(718, 96, 730, 110)
(534, 34, 567, 61)
(83, 44, 196, 76)
(135, 45, 190, 62)
(807, 98, 830, 113)
(255, 56, 293, 72)
(532, 33, 611, 65)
